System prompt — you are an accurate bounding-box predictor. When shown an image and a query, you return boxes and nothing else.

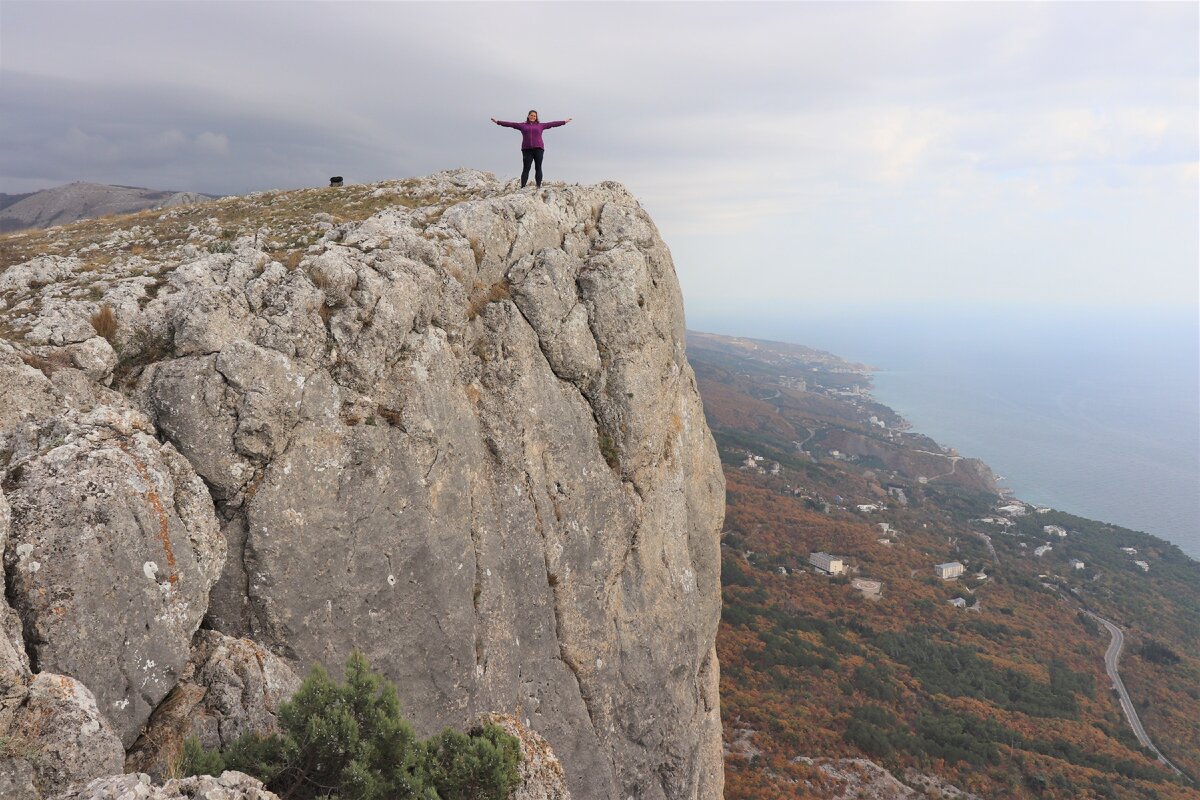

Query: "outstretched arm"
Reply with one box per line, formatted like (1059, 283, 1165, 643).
(492, 118, 521, 128)
(544, 118, 572, 128)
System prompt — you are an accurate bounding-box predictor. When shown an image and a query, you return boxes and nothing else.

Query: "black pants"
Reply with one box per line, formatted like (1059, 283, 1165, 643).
(521, 148, 544, 187)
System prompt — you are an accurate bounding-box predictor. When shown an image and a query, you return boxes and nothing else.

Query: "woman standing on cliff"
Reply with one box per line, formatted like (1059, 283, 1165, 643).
(490, 111, 572, 188)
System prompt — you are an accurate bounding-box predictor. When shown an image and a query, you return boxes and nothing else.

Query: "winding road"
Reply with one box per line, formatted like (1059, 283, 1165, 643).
(1086, 611, 1186, 779)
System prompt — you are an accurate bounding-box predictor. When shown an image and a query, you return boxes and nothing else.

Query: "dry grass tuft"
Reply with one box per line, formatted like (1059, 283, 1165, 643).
(376, 405, 404, 427)
(466, 279, 511, 320)
(90, 304, 118, 342)
(281, 250, 304, 270)
(19, 350, 73, 376)
(309, 268, 332, 290)
(468, 236, 486, 267)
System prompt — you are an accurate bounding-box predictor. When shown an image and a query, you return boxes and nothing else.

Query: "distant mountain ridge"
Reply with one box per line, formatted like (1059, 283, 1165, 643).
(0, 182, 216, 232)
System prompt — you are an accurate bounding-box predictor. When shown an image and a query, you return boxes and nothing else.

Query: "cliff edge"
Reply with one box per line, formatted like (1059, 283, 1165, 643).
(0, 170, 724, 799)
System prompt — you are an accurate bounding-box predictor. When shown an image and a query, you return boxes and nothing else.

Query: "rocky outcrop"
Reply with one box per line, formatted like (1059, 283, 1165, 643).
(56, 771, 279, 800)
(0, 170, 724, 800)
(479, 713, 571, 800)
(125, 631, 300, 778)
(0, 346, 224, 746)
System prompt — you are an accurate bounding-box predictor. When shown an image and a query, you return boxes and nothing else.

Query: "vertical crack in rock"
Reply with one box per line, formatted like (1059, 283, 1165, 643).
(506, 289, 621, 484)
(468, 492, 485, 675)
(521, 465, 607, 771)
(3, 558, 41, 674)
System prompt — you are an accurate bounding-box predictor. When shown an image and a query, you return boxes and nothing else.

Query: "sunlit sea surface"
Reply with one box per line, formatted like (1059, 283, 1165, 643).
(694, 308, 1200, 560)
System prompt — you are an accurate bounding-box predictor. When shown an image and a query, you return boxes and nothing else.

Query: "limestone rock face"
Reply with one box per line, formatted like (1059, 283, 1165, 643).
(0, 360, 224, 746)
(125, 631, 301, 778)
(1, 673, 125, 799)
(0, 170, 724, 800)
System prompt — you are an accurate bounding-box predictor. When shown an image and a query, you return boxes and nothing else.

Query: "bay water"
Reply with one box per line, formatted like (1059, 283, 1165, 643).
(692, 307, 1200, 560)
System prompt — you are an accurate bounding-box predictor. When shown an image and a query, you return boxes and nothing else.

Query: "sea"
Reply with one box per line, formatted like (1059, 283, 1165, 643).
(692, 307, 1200, 561)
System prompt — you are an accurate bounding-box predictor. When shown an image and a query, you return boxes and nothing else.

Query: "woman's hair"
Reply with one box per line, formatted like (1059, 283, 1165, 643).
(527, 109, 538, 119)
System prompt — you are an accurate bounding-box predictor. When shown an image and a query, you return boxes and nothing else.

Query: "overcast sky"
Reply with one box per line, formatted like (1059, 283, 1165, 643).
(1, 1, 1196, 318)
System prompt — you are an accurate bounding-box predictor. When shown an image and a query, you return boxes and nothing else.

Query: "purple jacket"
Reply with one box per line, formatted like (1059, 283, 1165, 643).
(495, 120, 566, 150)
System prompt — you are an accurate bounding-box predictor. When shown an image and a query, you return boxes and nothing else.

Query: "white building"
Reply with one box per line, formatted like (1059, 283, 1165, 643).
(1134, 560, 1150, 572)
(948, 597, 968, 608)
(856, 504, 879, 513)
(1034, 544, 1053, 557)
(1069, 559, 1085, 570)
(1043, 525, 1068, 537)
(1121, 547, 1138, 555)
(997, 503, 1027, 516)
(934, 561, 964, 580)
(809, 552, 846, 575)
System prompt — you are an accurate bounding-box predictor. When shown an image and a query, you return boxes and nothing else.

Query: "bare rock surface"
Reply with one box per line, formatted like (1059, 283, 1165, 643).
(480, 712, 572, 800)
(1, 362, 224, 745)
(55, 771, 278, 800)
(2, 673, 125, 798)
(126, 631, 300, 778)
(0, 170, 724, 800)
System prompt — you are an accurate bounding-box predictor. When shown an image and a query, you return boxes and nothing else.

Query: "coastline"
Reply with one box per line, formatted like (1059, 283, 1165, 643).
(864, 365, 1199, 563)
(687, 311, 1200, 562)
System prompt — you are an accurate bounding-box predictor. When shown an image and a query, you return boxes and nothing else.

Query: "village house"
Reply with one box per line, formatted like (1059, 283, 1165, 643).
(1069, 558, 1085, 570)
(1043, 525, 1068, 537)
(856, 504, 879, 513)
(948, 597, 968, 608)
(1135, 560, 1150, 572)
(1034, 544, 1053, 557)
(997, 503, 1027, 516)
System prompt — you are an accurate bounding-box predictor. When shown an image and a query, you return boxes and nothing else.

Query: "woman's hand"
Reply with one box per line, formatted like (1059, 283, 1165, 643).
(490, 118, 498, 123)
(566, 118, 573, 123)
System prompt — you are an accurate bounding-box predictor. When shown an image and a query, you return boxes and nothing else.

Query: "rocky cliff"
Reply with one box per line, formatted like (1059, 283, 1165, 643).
(0, 170, 724, 800)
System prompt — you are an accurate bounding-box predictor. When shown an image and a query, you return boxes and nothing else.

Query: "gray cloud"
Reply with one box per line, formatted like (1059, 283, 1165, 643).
(1, 1, 1195, 312)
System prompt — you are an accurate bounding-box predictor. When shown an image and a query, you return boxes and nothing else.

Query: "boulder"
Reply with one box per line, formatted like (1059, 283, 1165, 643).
(54, 771, 278, 800)
(480, 712, 571, 800)
(125, 631, 300, 778)
(2, 394, 223, 746)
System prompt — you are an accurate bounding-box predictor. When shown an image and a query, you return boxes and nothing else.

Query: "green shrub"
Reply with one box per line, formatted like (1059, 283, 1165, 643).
(421, 726, 521, 800)
(182, 651, 520, 800)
